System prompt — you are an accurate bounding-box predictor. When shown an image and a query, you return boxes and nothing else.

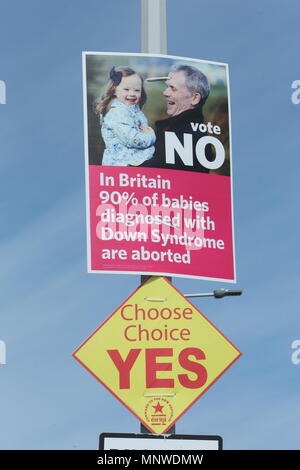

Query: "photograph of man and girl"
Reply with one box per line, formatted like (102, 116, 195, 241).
(85, 53, 230, 176)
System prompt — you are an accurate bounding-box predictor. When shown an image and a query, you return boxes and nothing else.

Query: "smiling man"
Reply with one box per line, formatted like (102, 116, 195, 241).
(164, 67, 205, 117)
(140, 64, 212, 172)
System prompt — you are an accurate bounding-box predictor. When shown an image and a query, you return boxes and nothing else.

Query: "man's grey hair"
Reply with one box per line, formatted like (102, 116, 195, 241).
(171, 64, 210, 106)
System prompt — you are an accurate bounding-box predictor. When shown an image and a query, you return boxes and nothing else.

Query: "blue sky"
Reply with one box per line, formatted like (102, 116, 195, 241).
(0, 0, 299, 450)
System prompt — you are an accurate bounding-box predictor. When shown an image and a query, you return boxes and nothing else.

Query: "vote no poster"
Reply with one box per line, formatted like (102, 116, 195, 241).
(83, 52, 235, 281)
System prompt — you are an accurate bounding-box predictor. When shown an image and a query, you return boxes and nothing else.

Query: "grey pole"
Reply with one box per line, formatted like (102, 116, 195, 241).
(141, 0, 167, 54)
(0, 80, 6, 105)
(140, 0, 170, 292)
(140, 0, 173, 435)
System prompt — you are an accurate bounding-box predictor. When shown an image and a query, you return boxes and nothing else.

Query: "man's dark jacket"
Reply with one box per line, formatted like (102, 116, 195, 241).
(140, 107, 212, 172)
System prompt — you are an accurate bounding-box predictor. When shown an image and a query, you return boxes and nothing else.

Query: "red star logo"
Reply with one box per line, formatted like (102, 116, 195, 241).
(152, 402, 164, 413)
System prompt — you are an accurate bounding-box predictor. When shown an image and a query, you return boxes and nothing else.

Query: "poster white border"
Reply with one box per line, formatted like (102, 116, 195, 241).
(82, 51, 236, 283)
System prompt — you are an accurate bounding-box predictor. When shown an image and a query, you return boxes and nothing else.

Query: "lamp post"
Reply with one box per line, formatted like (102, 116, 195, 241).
(139, 0, 242, 437)
(141, 0, 167, 54)
(140, 0, 170, 435)
(185, 289, 243, 299)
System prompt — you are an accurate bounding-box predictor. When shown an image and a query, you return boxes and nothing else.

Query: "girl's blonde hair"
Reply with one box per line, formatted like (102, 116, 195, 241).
(95, 66, 147, 116)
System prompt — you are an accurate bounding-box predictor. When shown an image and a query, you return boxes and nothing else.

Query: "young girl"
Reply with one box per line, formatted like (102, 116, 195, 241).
(96, 66, 156, 166)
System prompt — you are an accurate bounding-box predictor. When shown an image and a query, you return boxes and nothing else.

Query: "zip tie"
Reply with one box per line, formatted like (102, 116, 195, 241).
(146, 76, 168, 81)
(143, 393, 176, 397)
(144, 298, 167, 302)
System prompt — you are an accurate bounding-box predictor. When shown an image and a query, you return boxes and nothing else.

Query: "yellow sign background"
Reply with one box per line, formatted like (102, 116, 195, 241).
(73, 276, 241, 434)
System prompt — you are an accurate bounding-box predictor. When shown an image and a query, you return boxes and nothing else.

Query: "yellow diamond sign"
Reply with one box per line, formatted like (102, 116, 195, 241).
(73, 276, 241, 434)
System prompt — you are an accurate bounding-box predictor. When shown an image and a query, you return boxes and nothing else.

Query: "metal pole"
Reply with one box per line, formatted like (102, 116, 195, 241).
(140, 0, 174, 435)
(185, 293, 215, 298)
(141, 0, 167, 54)
(185, 290, 243, 299)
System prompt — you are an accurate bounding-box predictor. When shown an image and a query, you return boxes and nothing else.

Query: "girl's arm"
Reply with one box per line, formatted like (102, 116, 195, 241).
(107, 108, 156, 149)
(140, 124, 155, 134)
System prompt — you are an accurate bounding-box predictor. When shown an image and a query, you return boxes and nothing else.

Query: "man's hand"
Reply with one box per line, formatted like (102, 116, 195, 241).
(140, 124, 155, 135)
